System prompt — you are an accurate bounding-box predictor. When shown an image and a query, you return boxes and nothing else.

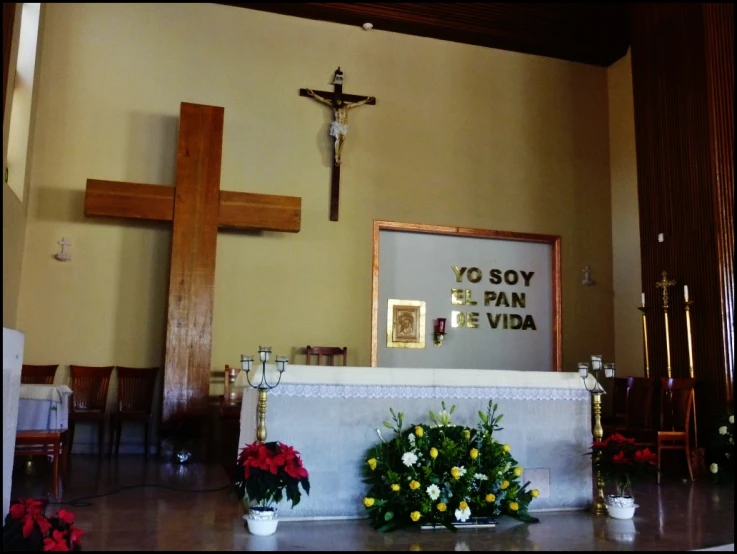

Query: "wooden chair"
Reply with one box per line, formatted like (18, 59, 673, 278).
(657, 377, 696, 484)
(110, 367, 159, 458)
(68, 365, 114, 458)
(305, 346, 348, 366)
(15, 430, 68, 499)
(603, 377, 656, 445)
(20, 364, 58, 384)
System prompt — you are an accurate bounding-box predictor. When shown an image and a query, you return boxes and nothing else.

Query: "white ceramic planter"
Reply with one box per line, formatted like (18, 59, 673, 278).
(244, 507, 279, 536)
(606, 495, 638, 520)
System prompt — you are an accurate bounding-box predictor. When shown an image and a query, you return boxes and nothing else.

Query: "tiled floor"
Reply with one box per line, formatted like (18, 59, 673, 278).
(9, 455, 735, 551)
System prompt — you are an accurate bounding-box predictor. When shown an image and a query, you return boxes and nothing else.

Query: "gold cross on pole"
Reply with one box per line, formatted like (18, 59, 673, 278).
(655, 271, 676, 308)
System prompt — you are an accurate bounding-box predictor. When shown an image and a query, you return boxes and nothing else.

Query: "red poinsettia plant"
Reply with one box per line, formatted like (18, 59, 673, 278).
(233, 441, 310, 509)
(587, 433, 657, 497)
(2, 499, 83, 551)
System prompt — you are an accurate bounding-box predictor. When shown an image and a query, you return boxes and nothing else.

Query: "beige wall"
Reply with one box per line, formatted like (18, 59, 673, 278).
(17, 4, 615, 397)
(608, 51, 644, 377)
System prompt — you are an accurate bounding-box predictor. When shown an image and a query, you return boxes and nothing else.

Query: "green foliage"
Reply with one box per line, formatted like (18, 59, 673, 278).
(362, 400, 540, 532)
(707, 409, 734, 484)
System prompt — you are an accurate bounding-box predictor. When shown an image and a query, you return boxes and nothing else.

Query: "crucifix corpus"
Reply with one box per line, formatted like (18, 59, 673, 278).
(84, 102, 302, 423)
(300, 67, 376, 221)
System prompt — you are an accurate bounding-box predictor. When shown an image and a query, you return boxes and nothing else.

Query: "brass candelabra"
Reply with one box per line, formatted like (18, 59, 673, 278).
(241, 346, 288, 443)
(579, 355, 616, 515)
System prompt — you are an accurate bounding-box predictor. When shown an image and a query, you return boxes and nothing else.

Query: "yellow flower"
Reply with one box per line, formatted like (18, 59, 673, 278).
(459, 501, 468, 511)
(430, 447, 439, 459)
(437, 503, 447, 512)
(509, 501, 519, 511)
(514, 466, 523, 477)
(410, 545, 422, 552)
(503, 444, 511, 453)
(464, 430, 471, 439)
(364, 497, 375, 507)
(531, 489, 540, 498)
(391, 484, 400, 492)
(415, 426, 424, 437)
(470, 448, 479, 459)
(501, 480, 510, 490)
(451, 467, 461, 479)
(367, 458, 377, 471)
(410, 480, 421, 490)
(410, 511, 421, 522)
(485, 493, 496, 503)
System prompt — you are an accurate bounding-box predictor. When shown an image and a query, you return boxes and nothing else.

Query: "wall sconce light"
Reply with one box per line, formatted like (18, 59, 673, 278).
(433, 318, 447, 347)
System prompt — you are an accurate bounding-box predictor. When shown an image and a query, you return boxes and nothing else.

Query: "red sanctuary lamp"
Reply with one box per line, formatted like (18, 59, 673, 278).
(433, 318, 447, 347)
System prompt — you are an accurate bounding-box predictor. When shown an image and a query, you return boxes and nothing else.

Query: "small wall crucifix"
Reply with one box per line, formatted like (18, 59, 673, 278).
(300, 67, 376, 221)
(655, 270, 676, 308)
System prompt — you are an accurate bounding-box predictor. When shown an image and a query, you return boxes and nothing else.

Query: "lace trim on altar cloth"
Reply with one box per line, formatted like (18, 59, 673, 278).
(270, 383, 589, 401)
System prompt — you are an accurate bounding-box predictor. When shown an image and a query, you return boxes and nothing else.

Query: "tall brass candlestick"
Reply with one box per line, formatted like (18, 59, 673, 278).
(684, 298, 699, 456)
(637, 306, 650, 378)
(592, 391, 607, 515)
(684, 300, 695, 378)
(256, 388, 269, 443)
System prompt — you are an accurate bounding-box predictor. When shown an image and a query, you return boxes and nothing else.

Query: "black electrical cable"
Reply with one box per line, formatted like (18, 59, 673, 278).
(46, 482, 233, 508)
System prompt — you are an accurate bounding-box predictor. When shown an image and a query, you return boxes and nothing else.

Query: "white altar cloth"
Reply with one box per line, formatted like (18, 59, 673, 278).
(238, 366, 595, 520)
(3, 327, 24, 518)
(17, 385, 72, 431)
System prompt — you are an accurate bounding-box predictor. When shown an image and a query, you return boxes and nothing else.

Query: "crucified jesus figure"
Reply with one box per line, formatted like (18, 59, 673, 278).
(305, 89, 375, 166)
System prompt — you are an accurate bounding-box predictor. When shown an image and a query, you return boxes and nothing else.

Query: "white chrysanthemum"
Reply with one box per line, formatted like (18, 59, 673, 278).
(458, 466, 467, 477)
(729, 415, 734, 424)
(710, 463, 719, 474)
(474, 473, 488, 481)
(503, 462, 511, 472)
(408, 433, 416, 445)
(454, 507, 471, 522)
(719, 426, 728, 435)
(402, 452, 418, 467)
(426, 484, 441, 500)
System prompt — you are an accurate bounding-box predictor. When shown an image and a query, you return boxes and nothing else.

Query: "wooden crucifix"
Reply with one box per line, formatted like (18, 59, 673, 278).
(84, 102, 301, 423)
(300, 67, 376, 221)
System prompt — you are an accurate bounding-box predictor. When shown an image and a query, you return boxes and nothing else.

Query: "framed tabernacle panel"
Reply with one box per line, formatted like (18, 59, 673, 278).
(371, 220, 562, 371)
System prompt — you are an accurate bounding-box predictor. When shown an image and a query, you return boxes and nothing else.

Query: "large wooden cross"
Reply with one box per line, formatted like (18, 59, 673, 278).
(84, 102, 301, 422)
(300, 67, 376, 221)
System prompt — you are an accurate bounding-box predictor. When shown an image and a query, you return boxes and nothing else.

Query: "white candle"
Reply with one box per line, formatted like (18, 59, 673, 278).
(641, 293, 645, 307)
(684, 285, 689, 302)
(578, 363, 589, 378)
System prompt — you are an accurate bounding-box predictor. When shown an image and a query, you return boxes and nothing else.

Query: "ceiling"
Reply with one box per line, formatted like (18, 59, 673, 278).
(219, 3, 630, 67)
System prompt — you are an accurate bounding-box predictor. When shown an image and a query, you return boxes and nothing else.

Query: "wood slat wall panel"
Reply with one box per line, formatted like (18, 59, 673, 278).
(703, 3, 734, 404)
(631, 3, 734, 438)
(224, 3, 629, 67)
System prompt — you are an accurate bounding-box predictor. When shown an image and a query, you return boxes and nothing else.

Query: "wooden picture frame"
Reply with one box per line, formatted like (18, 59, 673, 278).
(371, 220, 562, 370)
(387, 299, 426, 348)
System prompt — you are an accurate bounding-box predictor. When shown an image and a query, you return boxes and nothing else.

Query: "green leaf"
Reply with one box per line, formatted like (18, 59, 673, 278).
(383, 421, 394, 429)
(384, 511, 394, 521)
(496, 415, 504, 423)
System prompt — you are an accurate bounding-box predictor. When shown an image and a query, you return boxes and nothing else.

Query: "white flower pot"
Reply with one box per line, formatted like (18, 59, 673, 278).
(605, 495, 638, 520)
(244, 507, 279, 536)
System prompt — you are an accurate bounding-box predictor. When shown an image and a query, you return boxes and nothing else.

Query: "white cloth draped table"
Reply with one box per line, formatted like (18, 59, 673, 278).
(17, 384, 72, 431)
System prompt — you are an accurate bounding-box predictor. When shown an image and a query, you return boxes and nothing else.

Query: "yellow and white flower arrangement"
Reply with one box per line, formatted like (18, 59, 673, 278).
(362, 400, 540, 532)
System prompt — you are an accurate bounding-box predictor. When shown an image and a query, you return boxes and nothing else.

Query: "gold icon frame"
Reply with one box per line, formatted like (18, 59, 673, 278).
(386, 299, 426, 349)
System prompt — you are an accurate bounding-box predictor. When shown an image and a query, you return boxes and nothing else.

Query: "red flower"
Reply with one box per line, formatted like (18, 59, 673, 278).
(635, 448, 657, 465)
(43, 530, 70, 551)
(56, 509, 75, 525)
(612, 450, 628, 464)
(69, 526, 84, 547)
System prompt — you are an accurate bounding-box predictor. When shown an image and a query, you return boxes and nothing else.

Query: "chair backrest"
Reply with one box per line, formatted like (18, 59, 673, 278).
(69, 365, 114, 412)
(659, 377, 696, 433)
(305, 346, 348, 366)
(625, 376, 656, 429)
(21, 364, 58, 385)
(116, 367, 159, 413)
(610, 377, 630, 424)
(223, 364, 242, 404)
